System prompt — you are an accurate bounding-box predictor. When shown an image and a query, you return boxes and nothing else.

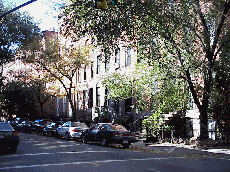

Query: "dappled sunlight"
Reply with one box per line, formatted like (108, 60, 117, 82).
(42, 146, 59, 150)
(25, 140, 39, 143)
(34, 142, 50, 146)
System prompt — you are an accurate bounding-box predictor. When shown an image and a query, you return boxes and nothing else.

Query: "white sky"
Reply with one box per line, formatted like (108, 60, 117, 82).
(4, 0, 61, 31)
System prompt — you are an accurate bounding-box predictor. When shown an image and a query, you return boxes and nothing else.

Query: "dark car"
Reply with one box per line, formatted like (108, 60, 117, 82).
(29, 119, 52, 134)
(0, 122, 19, 152)
(42, 122, 60, 137)
(81, 123, 137, 148)
(14, 121, 24, 132)
(21, 121, 33, 133)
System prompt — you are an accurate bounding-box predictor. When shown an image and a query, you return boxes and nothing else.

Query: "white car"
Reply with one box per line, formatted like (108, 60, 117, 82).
(56, 121, 89, 140)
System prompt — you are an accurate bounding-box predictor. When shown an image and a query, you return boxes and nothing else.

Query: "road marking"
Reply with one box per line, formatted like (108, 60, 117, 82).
(1, 151, 111, 158)
(0, 157, 186, 170)
(202, 149, 230, 155)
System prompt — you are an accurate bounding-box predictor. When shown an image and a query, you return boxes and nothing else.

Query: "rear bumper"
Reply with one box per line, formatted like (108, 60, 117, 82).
(72, 132, 82, 138)
(0, 138, 19, 148)
(112, 137, 137, 144)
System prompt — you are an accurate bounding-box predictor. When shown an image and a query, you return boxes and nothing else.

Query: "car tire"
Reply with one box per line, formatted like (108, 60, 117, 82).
(122, 143, 129, 148)
(81, 135, 87, 143)
(101, 138, 108, 147)
(10, 146, 17, 153)
(56, 132, 60, 138)
(65, 132, 70, 141)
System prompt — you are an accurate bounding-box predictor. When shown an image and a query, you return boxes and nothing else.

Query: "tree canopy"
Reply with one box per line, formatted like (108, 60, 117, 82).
(60, 0, 230, 138)
(0, 1, 40, 65)
(22, 32, 93, 119)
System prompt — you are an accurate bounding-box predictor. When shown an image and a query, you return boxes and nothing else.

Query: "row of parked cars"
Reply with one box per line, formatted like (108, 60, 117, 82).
(9, 118, 138, 149)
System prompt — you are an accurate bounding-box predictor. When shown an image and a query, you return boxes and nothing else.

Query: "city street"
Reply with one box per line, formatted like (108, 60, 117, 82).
(0, 133, 229, 172)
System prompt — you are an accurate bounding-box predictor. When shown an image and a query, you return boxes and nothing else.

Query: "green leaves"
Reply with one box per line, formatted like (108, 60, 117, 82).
(0, 1, 40, 66)
(142, 107, 174, 138)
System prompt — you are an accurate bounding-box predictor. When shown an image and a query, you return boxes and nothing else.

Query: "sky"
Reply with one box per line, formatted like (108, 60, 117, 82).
(4, 0, 60, 31)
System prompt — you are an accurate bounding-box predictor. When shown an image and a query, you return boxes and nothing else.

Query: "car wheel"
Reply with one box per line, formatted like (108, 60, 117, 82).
(56, 132, 60, 138)
(122, 143, 129, 148)
(101, 138, 108, 147)
(81, 135, 87, 143)
(65, 132, 70, 141)
(10, 146, 17, 153)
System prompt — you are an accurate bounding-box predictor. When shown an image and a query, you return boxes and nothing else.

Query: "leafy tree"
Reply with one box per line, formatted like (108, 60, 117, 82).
(102, 60, 189, 137)
(22, 33, 93, 119)
(1, 81, 38, 119)
(0, 0, 40, 84)
(61, 0, 230, 139)
(209, 41, 230, 140)
(28, 78, 57, 118)
(142, 108, 173, 139)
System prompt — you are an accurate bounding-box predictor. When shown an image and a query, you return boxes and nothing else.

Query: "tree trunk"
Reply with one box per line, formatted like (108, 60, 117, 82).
(67, 92, 77, 120)
(199, 105, 208, 139)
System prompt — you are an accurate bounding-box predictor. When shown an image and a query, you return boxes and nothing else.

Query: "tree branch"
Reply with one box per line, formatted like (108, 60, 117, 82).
(212, 0, 230, 52)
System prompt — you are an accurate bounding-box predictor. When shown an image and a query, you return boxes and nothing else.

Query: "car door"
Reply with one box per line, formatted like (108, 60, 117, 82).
(97, 124, 112, 141)
(87, 124, 100, 142)
(58, 122, 67, 136)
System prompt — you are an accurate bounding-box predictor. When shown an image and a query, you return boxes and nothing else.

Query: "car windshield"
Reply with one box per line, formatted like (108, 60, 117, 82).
(25, 121, 32, 124)
(0, 123, 14, 131)
(72, 122, 88, 128)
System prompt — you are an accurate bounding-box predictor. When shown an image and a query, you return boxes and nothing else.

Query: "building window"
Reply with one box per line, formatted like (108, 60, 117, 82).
(84, 66, 87, 80)
(96, 87, 100, 107)
(97, 55, 101, 74)
(91, 62, 93, 78)
(115, 48, 120, 69)
(83, 90, 86, 111)
(104, 88, 108, 106)
(78, 69, 81, 83)
(125, 98, 132, 112)
(126, 47, 131, 67)
(63, 96, 66, 113)
(77, 93, 79, 110)
(105, 54, 109, 70)
(88, 88, 93, 108)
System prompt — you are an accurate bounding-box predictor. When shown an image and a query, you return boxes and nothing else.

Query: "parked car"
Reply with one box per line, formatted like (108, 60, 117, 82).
(42, 122, 60, 137)
(29, 119, 52, 134)
(14, 121, 24, 132)
(81, 123, 137, 148)
(21, 121, 33, 133)
(56, 121, 89, 140)
(0, 122, 19, 152)
(7, 120, 18, 130)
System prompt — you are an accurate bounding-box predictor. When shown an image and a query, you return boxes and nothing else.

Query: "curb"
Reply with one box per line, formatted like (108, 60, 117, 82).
(129, 141, 230, 159)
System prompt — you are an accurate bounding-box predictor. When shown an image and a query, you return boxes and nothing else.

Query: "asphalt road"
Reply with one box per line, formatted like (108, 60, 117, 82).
(0, 133, 229, 172)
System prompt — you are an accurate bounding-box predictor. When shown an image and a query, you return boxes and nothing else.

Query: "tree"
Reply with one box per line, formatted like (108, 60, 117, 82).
(22, 33, 93, 119)
(61, 0, 230, 139)
(1, 81, 38, 119)
(209, 41, 230, 140)
(102, 60, 189, 138)
(0, 1, 40, 84)
(28, 78, 57, 118)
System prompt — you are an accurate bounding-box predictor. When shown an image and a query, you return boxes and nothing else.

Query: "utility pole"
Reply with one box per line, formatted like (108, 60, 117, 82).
(0, 0, 37, 20)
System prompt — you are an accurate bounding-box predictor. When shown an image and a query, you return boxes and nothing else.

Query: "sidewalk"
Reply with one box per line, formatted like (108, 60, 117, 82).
(130, 141, 230, 159)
